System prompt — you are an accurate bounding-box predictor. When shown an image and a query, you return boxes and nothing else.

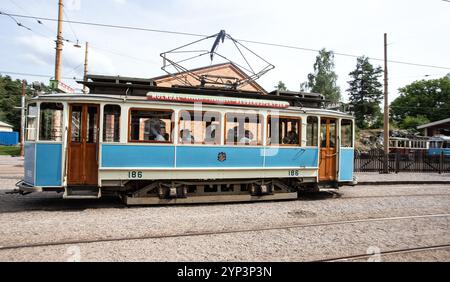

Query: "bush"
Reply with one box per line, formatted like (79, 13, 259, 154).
(0, 145, 21, 156)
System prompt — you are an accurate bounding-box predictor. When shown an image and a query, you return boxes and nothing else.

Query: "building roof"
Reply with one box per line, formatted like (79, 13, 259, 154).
(152, 62, 267, 94)
(417, 118, 450, 129)
(0, 121, 13, 128)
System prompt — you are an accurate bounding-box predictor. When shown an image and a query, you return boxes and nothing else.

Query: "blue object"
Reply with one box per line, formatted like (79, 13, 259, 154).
(35, 143, 62, 186)
(101, 145, 319, 169)
(24, 143, 35, 185)
(24, 142, 62, 187)
(339, 148, 354, 181)
(0, 132, 19, 146)
(102, 145, 175, 168)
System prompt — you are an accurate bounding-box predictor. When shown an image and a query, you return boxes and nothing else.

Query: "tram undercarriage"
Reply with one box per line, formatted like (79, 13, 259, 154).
(102, 177, 320, 205)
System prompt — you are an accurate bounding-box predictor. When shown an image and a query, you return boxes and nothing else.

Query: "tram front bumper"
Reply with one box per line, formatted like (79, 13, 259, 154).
(12, 180, 42, 195)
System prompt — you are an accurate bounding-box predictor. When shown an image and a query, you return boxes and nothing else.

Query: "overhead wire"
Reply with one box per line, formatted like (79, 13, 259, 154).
(1, 11, 450, 70)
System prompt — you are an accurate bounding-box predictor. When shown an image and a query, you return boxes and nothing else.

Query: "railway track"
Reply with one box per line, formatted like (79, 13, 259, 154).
(1, 213, 449, 252)
(317, 244, 450, 262)
(298, 191, 450, 201)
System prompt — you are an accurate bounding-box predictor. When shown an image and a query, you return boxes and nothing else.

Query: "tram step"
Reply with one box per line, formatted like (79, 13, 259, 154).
(63, 186, 101, 199)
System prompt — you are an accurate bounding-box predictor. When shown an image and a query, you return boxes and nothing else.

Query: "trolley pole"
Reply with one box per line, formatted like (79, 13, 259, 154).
(54, 0, 64, 83)
(83, 42, 89, 94)
(383, 33, 389, 173)
(20, 80, 26, 157)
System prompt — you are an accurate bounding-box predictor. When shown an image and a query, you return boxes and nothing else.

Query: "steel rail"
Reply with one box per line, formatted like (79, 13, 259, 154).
(0, 213, 449, 252)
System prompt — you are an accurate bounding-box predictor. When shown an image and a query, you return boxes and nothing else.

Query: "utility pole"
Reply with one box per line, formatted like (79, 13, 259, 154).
(383, 33, 389, 173)
(20, 80, 26, 157)
(54, 0, 64, 83)
(83, 42, 89, 94)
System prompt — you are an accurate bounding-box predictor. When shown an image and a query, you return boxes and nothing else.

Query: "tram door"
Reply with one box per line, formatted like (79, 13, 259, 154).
(319, 118, 337, 181)
(67, 104, 99, 185)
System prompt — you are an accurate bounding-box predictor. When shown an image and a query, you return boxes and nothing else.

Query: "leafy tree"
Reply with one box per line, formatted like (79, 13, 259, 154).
(390, 77, 450, 126)
(0, 76, 35, 131)
(398, 115, 430, 131)
(275, 81, 287, 91)
(302, 49, 341, 103)
(347, 56, 383, 129)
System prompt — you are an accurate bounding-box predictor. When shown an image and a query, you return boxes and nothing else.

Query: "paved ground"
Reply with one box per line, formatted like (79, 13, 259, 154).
(0, 156, 449, 262)
(355, 172, 450, 183)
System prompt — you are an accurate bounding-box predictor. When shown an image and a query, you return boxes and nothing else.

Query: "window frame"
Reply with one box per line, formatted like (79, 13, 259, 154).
(224, 112, 263, 146)
(306, 116, 319, 147)
(38, 102, 64, 142)
(178, 110, 222, 146)
(128, 108, 175, 144)
(103, 104, 121, 143)
(340, 119, 354, 148)
(266, 115, 301, 147)
(25, 103, 38, 142)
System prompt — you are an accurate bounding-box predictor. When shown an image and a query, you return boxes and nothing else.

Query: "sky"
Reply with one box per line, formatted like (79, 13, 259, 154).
(0, 0, 449, 103)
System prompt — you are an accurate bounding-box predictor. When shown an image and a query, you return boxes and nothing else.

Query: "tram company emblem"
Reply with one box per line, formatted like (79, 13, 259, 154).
(218, 152, 227, 162)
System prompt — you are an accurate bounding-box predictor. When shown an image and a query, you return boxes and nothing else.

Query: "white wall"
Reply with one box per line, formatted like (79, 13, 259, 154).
(0, 126, 13, 132)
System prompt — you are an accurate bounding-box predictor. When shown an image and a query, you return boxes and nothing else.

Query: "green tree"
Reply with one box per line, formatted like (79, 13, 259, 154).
(302, 49, 341, 103)
(347, 56, 383, 129)
(275, 81, 287, 91)
(398, 115, 430, 131)
(0, 76, 37, 131)
(390, 77, 450, 126)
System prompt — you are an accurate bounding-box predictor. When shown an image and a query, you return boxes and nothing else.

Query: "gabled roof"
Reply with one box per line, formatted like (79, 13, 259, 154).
(417, 118, 450, 129)
(0, 121, 13, 128)
(152, 62, 267, 94)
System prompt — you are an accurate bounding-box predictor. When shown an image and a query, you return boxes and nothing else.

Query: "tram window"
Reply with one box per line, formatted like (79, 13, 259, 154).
(341, 119, 353, 147)
(389, 140, 395, 147)
(306, 117, 318, 146)
(103, 105, 121, 142)
(25, 103, 37, 141)
(267, 117, 300, 146)
(225, 113, 262, 146)
(129, 109, 173, 143)
(39, 103, 63, 141)
(178, 111, 221, 145)
(329, 119, 336, 148)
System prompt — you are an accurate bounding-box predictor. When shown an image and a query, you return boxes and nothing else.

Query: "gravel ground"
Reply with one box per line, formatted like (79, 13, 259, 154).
(0, 156, 449, 261)
(0, 182, 449, 261)
(1, 216, 448, 262)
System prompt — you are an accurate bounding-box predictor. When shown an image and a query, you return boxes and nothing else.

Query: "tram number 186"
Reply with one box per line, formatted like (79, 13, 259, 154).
(128, 171, 143, 179)
(288, 170, 299, 177)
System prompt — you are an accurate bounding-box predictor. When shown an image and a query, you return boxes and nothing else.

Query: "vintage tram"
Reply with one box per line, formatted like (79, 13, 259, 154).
(16, 76, 355, 205)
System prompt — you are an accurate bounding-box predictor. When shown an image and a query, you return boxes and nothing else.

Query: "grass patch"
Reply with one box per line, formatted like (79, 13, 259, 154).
(0, 146, 21, 156)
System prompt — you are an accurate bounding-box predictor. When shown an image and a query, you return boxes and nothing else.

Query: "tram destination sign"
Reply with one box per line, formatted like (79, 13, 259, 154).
(146, 92, 290, 109)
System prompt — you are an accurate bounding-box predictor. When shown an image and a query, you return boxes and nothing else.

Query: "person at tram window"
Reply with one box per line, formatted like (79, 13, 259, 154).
(240, 130, 254, 144)
(204, 125, 216, 144)
(180, 129, 195, 143)
(283, 125, 298, 145)
(227, 126, 238, 144)
(149, 119, 166, 141)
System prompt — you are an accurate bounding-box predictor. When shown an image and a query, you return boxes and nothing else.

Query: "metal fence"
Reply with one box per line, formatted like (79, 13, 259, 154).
(354, 149, 450, 173)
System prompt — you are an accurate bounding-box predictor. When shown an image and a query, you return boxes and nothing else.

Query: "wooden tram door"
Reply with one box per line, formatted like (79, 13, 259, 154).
(67, 104, 99, 185)
(319, 118, 337, 181)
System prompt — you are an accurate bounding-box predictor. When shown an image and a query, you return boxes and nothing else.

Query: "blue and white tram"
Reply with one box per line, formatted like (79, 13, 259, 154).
(428, 135, 450, 156)
(17, 83, 355, 205)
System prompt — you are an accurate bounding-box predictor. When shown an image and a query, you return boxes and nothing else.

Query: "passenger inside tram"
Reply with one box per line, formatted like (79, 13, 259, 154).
(180, 129, 195, 143)
(148, 119, 167, 141)
(282, 125, 298, 145)
(204, 125, 217, 144)
(240, 130, 254, 144)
